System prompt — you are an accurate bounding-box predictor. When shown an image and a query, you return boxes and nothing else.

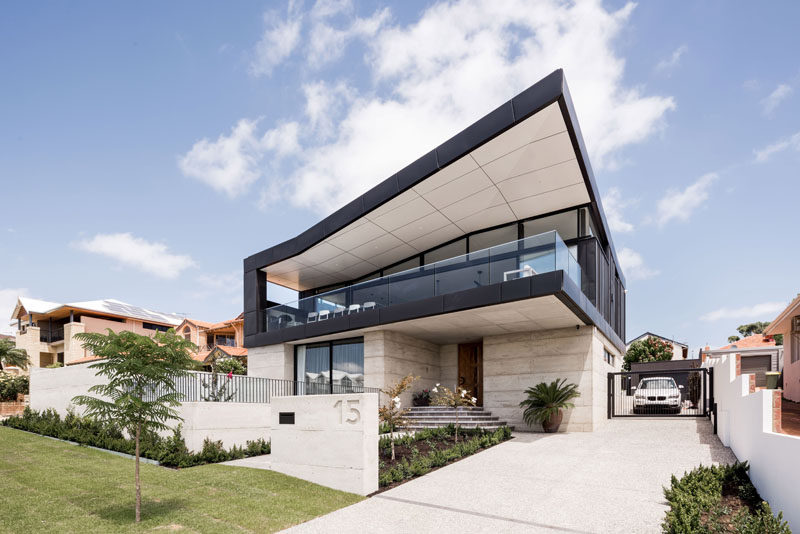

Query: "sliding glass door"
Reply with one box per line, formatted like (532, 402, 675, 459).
(295, 337, 364, 394)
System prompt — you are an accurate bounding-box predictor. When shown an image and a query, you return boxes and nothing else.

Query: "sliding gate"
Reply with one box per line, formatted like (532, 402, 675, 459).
(607, 367, 712, 418)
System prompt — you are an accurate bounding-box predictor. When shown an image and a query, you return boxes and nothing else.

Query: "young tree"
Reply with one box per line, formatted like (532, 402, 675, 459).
(623, 337, 673, 371)
(431, 383, 477, 442)
(71, 329, 195, 523)
(378, 374, 416, 460)
(0, 338, 29, 372)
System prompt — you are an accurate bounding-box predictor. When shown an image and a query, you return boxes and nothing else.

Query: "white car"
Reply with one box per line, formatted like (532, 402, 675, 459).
(632, 377, 683, 414)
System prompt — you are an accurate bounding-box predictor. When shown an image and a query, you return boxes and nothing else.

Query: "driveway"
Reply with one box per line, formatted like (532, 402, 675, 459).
(283, 419, 735, 533)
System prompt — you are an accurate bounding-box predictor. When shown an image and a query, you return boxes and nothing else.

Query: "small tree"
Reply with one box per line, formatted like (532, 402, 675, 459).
(431, 383, 477, 442)
(0, 338, 29, 372)
(378, 374, 416, 460)
(71, 329, 195, 523)
(623, 337, 673, 371)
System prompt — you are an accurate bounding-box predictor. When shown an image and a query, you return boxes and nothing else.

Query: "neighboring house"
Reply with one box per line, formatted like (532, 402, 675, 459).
(700, 334, 783, 388)
(765, 294, 800, 401)
(9, 297, 183, 370)
(241, 70, 627, 432)
(627, 332, 689, 361)
(175, 314, 248, 369)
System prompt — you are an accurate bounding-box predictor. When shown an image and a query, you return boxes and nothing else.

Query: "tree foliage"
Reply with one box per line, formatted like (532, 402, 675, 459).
(215, 357, 246, 376)
(736, 321, 771, 338)
(623, 337, 673, 371)
(71, 329, 196, 522)
(0, 338, 29, 371)
(727, 335, 740, 344)
(431, 382, 477, 442)
(378, 374, 416, 460)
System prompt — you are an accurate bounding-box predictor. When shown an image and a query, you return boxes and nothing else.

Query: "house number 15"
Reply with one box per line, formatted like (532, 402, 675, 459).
(334, 399, 360, 425)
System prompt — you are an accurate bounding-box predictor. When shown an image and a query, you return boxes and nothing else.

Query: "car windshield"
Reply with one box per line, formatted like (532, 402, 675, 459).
(639, 379, 676, 390)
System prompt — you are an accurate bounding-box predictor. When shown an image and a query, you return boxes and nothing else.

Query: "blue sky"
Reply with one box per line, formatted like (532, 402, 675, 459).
(1, 1, 799, 356)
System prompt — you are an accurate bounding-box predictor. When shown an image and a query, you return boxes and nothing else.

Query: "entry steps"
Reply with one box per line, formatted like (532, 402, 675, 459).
(405, 406, 510, 432)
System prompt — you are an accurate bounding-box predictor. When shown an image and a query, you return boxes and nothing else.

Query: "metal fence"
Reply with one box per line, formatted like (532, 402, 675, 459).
(144, 371, 381, 403)
(607, 368, 710, 418)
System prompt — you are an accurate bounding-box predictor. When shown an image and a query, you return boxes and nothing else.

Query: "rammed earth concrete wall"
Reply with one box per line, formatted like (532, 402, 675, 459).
(480, 326, 621, 432)
(364, 331, 440, 406)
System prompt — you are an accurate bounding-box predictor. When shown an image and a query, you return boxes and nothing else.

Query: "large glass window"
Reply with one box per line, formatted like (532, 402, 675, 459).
(469, 223, 518, 252)
(424, 238, 466, 264)
(523, 210, 578, 241)
(383, 256, 421, 276)
(295, 338, 364, 394)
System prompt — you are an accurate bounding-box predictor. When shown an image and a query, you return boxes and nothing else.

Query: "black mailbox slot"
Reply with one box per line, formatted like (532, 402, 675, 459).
(279, 412, 295, 424)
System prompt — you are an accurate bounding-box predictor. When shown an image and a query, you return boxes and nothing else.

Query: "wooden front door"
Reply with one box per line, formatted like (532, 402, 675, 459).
(457, 341, 483, 406)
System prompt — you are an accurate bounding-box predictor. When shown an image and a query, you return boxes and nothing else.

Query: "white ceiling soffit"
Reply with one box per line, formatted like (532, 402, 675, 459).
(266, 102, 590, 291)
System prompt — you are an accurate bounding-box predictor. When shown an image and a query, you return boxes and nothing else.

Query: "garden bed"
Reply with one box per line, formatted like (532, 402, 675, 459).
(2, 407, 270, 468)
(378, 425, 512, 490)
(663, 462, 790, 533)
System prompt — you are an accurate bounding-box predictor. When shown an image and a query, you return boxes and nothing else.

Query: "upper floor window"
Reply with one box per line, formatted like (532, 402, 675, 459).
(142, 322, 169, 332)
(523, 211, 579, 241)
(469, 224, 518, 251)
(792, 316, 800, 363)
(183, 326, 191, 341)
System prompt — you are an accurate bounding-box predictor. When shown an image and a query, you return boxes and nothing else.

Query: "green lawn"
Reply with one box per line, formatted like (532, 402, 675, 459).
(0, 427, 362, 533)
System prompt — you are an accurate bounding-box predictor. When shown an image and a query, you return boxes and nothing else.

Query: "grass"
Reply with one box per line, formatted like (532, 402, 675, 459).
(0, 426, 362, 533)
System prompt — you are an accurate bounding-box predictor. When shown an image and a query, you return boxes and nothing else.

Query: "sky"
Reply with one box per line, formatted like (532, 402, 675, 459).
(1, 1, 799, 357)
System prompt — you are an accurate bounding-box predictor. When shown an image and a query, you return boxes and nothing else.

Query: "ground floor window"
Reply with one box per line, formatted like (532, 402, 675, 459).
(294, 337, 364, 394)
(603, 348, 615, 366)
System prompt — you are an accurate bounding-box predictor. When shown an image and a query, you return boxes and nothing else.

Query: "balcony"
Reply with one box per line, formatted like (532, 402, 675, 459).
(263, 230, 581, 333)
(39, 326, 64, 343)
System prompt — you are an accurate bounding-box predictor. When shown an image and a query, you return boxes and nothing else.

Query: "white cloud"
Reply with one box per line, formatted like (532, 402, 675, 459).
(601, 187, 634, 233)
(760, 83, 792, 116)
(0, 288, 26, 334)
(186, 0, 675, 213)
(307, 5, 391, 67)
(654, 44, 688, 74)
(700, 301, 786, 322)
(618, 247, 659, 281)
(656, 173, 717, 226)
(249, 1, 303, 77)
(76, 233, 196, 279)
(193, 270, 242, 306)
(753, 131, 800, 163)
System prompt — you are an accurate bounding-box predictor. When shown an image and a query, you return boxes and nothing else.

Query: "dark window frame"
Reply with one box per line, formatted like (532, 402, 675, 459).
(293, 336, 365, 394)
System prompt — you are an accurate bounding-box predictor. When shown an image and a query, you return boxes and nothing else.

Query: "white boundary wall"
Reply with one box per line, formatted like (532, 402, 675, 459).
(708, 354, 800, 530)
(29, 365, 271, 453)
(270, 393, 378, 495)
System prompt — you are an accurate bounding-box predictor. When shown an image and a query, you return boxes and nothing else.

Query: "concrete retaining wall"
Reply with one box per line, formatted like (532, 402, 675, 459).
(29, 365, 271, 452)
(270, 393, 378, 495)
(708, 354, 800, 530)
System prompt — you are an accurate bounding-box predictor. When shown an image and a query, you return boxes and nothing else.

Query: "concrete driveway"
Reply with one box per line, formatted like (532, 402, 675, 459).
(283, 419, 735, 534)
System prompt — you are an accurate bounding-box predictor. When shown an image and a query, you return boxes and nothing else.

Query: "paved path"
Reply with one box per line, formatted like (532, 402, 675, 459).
(282, 419, 736, 533)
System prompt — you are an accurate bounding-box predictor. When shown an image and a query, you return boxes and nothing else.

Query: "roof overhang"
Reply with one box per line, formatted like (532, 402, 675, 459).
(765, 294, 800, 335)
(245, 69, 624, 291)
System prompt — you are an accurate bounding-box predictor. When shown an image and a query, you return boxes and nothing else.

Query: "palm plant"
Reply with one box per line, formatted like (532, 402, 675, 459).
(0, 338, 29, 371)
(519, 378, 580, 433)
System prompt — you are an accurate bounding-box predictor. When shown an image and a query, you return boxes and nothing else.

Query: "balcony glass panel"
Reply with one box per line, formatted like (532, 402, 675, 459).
(263, 230, 581, 332)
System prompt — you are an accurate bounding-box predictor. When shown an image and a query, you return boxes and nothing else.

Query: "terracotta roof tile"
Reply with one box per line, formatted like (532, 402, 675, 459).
(66, 355, 102, 365)
(717, 334, 777, 350)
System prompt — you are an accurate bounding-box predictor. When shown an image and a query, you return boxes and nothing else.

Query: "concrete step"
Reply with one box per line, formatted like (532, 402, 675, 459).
(405, 415, 500, 421)
(407, 423, 511, 432)
(408, 406, 486, 411)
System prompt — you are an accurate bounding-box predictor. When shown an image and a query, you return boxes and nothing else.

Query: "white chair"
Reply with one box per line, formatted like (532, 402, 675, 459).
(503, 264, 537, 281)
(333, 305, 346, 317)
(318, 310, 330, 321)
(348, 304, 361, 314)
(307, 312, 318, 323)
(363, 301, 376, 311)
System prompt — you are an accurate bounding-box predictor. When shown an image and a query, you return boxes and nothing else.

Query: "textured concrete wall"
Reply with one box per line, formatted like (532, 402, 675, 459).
(482, 326, 620, 432)
(364, 331, 440, 405)
(270, 393, 378, 495)
(30, 364, 106, 415)
(248, 343, 294, 380)
(175, 402, 271, 452)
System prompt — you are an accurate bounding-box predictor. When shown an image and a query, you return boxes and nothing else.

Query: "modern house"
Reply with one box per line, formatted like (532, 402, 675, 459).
(9, 297, 184, 370)
(765, 294, 800, 401)
(175, 314, 248, 368)
(700, 334, 783, 388)
(627, 332, 689, 361)
(242, 70, 626, 431)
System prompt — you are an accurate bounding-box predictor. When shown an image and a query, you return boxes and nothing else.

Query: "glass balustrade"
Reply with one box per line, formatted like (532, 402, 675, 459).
(263, 230, 581, 331)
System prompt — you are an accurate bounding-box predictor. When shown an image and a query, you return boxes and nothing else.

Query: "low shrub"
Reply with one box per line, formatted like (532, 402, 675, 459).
(2, 407, 270, 468)
(0, 373, 29, 401)
(378, 425, 512, 487)
(412, 389, 431, 406)
(662, 462, 790, 533)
